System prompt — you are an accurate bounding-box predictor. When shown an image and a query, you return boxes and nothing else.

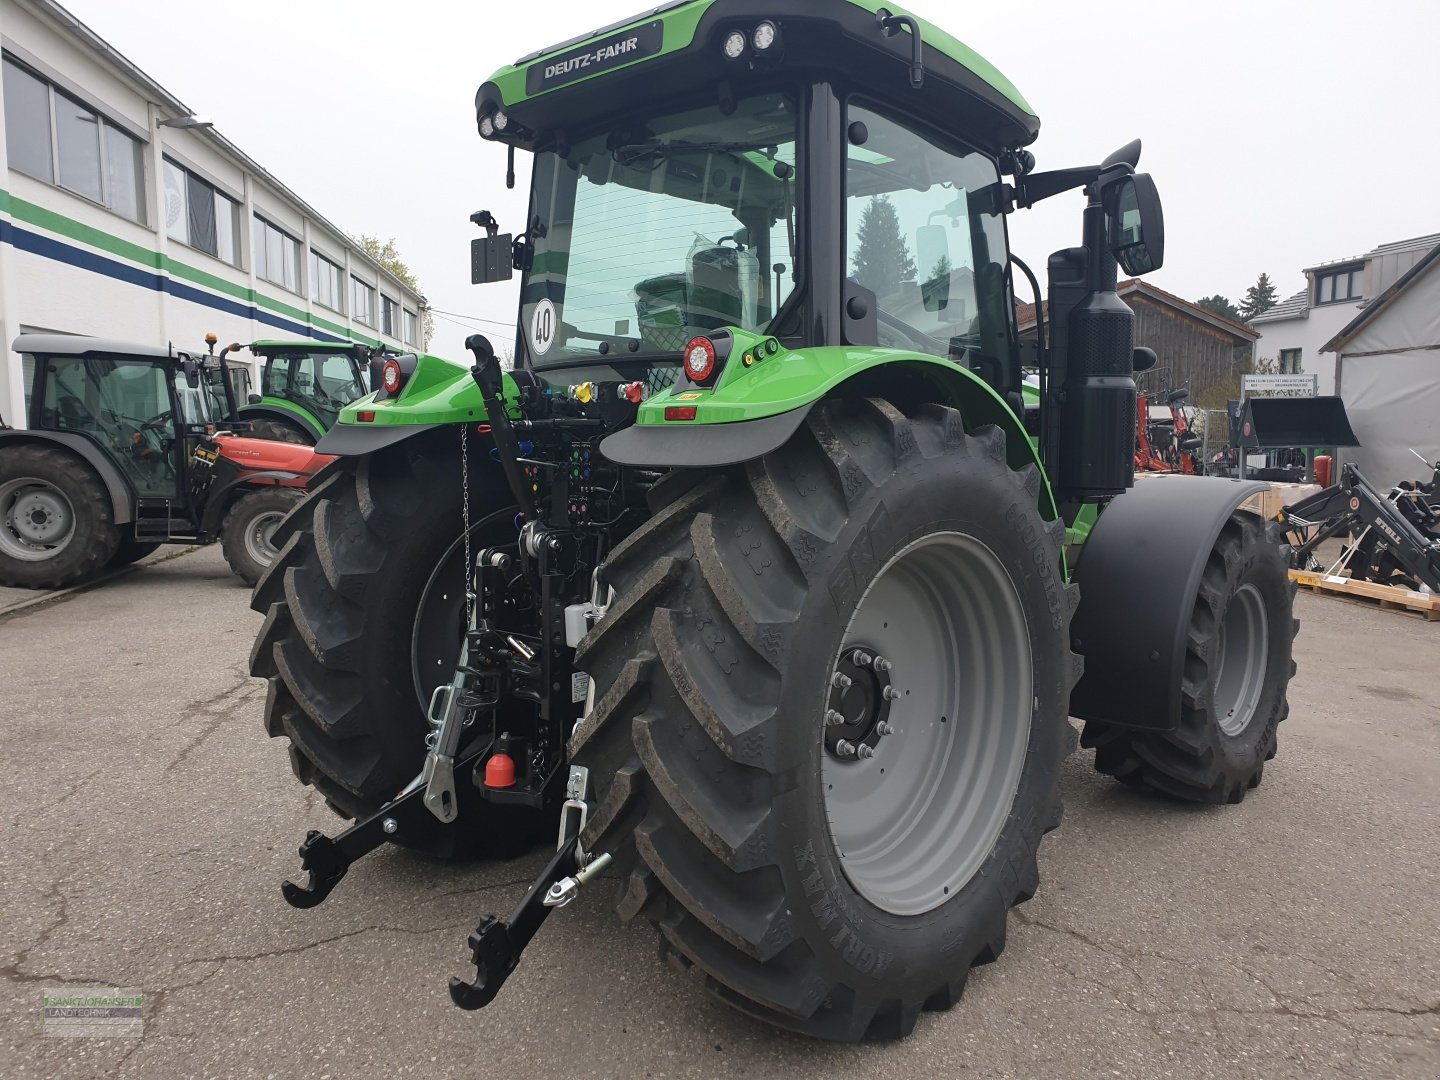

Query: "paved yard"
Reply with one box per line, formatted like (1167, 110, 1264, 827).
(2, 545, 1436, 1079)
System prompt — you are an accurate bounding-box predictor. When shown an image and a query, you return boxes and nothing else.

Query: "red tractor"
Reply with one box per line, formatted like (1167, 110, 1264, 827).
(0, 334, 333, 589)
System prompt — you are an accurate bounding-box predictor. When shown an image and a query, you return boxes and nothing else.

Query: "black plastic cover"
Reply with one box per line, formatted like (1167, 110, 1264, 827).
(315, 423, 438, 457)
(1069, 477, 1267, 731)
(600, 405, 812, 467)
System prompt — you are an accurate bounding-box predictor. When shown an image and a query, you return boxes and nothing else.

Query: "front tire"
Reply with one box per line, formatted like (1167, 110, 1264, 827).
(0, 446, 119, 589)
(571, 399, 1078, 1040)
(247, 419, 312, 445)
(1081, 512, 1295, 802)
(221, 488, 304, 587)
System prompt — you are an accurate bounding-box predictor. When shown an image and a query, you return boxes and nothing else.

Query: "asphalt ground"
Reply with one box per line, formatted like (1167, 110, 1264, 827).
(1, 544, 1436, 1079)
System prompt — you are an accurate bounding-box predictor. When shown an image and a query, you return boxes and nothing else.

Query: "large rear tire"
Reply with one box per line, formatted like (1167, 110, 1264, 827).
(570, 399, 1078, 1040)
(248, 435, 549, 856)
(247, 419, 312, 445)
(1081, 512, 1296, 802)
(0, 446, 119, 589)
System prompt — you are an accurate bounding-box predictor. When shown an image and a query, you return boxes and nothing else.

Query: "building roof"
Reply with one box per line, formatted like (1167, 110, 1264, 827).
(1249, 289, 1309, 325)
(1306, 231, 1440, 274)
(22, 0, 423, 305)
(1015, 280, 1258, 343)
(1321, 239, 1440, 355)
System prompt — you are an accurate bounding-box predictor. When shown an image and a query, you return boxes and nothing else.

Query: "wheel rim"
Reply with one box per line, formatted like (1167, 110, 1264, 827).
(1213, 583, 1269, 737)
(0, 477, 76, 562)
(822, 532, 1033, 917)
(243, 509, 288, 567)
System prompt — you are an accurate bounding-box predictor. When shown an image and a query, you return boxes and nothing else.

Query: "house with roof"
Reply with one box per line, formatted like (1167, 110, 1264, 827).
(1320, 241, 1440, 484)
(1250, 232, 1440, 395)
(1017, 279, 1258, 398)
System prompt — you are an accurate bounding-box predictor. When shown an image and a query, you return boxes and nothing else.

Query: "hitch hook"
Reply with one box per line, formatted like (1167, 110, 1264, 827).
(280, 830, 348, 909)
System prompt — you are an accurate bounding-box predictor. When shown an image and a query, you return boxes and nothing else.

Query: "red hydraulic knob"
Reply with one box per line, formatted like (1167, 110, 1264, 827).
(484, 752, 516, 789)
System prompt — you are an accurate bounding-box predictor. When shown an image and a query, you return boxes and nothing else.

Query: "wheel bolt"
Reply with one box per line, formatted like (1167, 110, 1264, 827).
(882, 685, 900, 701)
(877, 721, 894, 737)
(851, 650, 873, 667)
(857, 744, 875, 759)
(382, 817, 398, 835)
(873, 656, 892, 672)
(831, 672, 852, 690)
(825, 709, 847, 727)
(836, 739, 857, 757)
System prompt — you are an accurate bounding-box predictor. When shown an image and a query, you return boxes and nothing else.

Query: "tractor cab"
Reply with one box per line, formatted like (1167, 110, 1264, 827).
(240, 341, 380, 443)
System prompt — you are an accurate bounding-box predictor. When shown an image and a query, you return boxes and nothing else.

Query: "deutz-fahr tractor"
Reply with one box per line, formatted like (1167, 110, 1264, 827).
(253, 0, 1296, 1041)
(239, 340, 387, 444)
(0, 334, 332, 589)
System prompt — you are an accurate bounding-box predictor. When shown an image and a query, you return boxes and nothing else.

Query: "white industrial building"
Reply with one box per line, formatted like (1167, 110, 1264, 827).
(0, 0, 427, 426)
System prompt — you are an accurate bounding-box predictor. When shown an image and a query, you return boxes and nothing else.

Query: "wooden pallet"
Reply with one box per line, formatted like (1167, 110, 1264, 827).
(1289, 569, 1440, 621)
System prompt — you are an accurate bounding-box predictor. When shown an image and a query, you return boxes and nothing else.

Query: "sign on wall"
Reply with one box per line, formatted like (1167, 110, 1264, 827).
(1242, 374, 1319, 398)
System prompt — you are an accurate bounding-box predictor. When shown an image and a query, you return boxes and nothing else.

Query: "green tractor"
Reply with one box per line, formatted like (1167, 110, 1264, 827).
(238, 340, 383, 444)
(253, 0, 1296, 1041)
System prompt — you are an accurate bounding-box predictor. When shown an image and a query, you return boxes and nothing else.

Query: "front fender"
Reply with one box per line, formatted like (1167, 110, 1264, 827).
(199, 469, 304, 536)
(1069, 477, 1268, 732)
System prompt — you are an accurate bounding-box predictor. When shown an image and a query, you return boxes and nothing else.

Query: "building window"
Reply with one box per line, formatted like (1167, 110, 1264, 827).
(1278, 348, 1303, 374)
(352, 277, 376, 326)
(1315, 267, 1361, 305)
(253, 215, 301, 292)
(164, 159, 240, 264)
(311, 250, 344, 312)
(4, 55, 147, 224)
(403, 308, 418, 346)
(381, 295, 399, 337)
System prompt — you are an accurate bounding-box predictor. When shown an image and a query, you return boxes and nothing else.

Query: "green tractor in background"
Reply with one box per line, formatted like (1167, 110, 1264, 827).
(238, 340, 384, 444)
(253, 0, 1296, 1041)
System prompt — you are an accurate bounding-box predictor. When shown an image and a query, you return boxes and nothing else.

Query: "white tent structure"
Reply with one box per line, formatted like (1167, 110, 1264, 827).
(1325, 241, 1440, 486)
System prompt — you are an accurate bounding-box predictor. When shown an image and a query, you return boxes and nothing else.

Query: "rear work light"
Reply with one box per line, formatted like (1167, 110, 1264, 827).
(382, 359, 404, 395)
(683, 336, 718, 383)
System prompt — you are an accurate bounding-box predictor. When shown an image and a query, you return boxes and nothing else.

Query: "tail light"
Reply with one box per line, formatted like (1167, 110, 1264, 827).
(382, 359, 404, 394)
(683, 337, 718, 383)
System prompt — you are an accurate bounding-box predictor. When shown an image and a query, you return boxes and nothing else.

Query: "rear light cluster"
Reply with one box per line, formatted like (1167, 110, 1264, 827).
(381, 359, 404, 394)
(683, 336, 718, 382)
(372, 352, 418, 402)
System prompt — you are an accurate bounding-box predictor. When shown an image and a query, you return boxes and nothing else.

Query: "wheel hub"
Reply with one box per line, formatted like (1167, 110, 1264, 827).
(0, 478, 76, 560)
(825, 646, 896, 761)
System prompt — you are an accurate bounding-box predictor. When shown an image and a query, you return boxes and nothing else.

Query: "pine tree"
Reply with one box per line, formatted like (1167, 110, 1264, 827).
(1238, 273, 1279, 322)
(1196, 294, 1244, 323)
(850, 196, 915, 296)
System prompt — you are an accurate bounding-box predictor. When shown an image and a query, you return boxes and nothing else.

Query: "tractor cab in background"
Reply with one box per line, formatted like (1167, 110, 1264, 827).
(239, 340, 383, 444)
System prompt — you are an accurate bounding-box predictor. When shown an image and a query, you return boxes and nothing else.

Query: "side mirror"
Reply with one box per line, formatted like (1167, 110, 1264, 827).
(181, 358, 201, 389)
(471, 234, 515, 284)
(916, 224, 951, 312)
(1108, 173, 1164, 275)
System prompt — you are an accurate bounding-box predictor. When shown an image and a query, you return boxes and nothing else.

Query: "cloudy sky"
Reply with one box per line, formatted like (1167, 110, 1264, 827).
(64, 0, 1440, 350)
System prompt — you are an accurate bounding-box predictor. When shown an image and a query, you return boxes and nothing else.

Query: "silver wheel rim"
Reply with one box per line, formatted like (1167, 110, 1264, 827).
(822, 532, 1033, 917)
(243, 509, 288, 567)
(0, 477, 76, 562)
(1213, 583, 1269, 737)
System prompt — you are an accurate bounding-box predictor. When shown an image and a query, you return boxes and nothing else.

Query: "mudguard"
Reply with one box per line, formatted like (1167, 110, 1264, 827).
(1069, 477, 1267, 732)
(0, 430, 133, 524)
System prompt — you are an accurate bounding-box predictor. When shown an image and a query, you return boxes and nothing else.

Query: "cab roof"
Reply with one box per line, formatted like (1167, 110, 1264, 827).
(12, 334, 182, 361)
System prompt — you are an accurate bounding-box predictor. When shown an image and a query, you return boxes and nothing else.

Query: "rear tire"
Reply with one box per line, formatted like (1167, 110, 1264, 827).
(248, 435, 549, 856)
(247, 419, 312, 445)
(1081, 513, 1295, 802)
(570, 399, 1078, 1040)
(107, 539, 162, 569)
(221, 488, 304, 587)
(0, 446, 119, 589)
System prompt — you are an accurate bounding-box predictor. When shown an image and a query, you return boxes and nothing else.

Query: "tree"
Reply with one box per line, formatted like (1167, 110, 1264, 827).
(1196, 294, 1244, 323)
(1238, 272, 1279, 322)
(850, 196, 915, 297)
(353, 235, 435, 347)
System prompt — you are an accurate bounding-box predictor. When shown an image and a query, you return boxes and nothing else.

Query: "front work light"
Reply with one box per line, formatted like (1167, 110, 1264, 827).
(493, 110, 509, 132)
(752, 21, 779, 51)
(722, 30, 747, 60)
(479, 114, 496, 138)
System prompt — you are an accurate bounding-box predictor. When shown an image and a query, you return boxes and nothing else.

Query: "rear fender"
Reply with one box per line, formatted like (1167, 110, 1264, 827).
(1069, 477, 1268, 731)
(0, 430, 133, 524)
(199, 470, 303, 536)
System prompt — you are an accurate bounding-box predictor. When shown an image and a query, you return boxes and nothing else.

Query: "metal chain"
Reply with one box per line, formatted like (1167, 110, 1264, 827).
(461, 422, 474, 623)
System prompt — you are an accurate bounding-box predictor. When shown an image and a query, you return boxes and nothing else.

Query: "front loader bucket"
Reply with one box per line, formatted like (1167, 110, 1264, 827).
(1237, 396, 1361, 449)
